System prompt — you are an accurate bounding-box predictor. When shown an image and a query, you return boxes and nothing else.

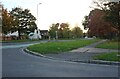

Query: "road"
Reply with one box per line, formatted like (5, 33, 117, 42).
(2, 41, 119, 77)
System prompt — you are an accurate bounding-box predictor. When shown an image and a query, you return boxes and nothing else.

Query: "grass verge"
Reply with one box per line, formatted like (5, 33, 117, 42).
(96, 40, 119, 50)
(27, 39, 99, 54)
(93, 52, 120, 62)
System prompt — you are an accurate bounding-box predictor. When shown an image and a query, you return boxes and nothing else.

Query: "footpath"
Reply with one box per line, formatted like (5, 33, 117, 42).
(25, 40, 120, 65)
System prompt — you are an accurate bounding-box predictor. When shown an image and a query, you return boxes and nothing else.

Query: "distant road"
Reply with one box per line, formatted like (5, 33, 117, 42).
(1, 40, 47, 49)
(2, 40, 119, 77)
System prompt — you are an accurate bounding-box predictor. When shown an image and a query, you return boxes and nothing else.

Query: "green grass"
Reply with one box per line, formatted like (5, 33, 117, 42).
(93, 52, 120, 62)
(96, 41, 119, 50)
(27, 39, 99, 54)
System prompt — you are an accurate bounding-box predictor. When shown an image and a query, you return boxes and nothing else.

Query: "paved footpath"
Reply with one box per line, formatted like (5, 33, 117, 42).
(45, 40, 119, 63)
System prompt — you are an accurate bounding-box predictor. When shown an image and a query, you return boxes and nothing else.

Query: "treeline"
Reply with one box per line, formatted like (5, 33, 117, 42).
(2, 5, 84, 40)
(49, 23, 83, 39)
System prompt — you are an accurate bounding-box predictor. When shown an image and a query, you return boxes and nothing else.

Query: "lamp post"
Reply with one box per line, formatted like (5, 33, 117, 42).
(37, 3, 42, 39)
(55, 31, 58, 40)
(37, 3, 42, 28)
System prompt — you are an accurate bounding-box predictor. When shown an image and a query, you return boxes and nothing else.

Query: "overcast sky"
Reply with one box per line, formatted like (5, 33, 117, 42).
(1, 0, 118, 32)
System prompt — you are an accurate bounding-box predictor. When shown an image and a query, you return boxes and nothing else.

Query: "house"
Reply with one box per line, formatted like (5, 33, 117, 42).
(28, 29, 49, 40)
(1, 29, 49, 40)
(28, 29, 41, 40)
(1, 31, 27, 40)
(0, 32, 13, 41)
(40, 30, 49, 39)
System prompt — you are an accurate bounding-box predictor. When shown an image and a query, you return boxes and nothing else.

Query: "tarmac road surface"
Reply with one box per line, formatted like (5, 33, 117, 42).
(2, 41, 119, 77)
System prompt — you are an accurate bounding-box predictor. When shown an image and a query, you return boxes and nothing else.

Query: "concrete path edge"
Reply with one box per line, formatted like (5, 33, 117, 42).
(24, 48, 120, 66)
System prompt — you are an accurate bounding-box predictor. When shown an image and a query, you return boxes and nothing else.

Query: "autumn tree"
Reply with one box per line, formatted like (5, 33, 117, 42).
(49, 23, 71, 39)
(83, 9, 118, 39)
(59, 23, 70, 38)
(84, 0, 119, 39)
(10, 7, 37, 39)
(2, 8, 13, 35)
(92, 0, 120, 30)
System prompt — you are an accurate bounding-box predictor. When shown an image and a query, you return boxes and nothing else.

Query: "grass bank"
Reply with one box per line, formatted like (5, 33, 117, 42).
(96, 40, 119, 50)
(27, 39, 99, 54)
(93, 52, 120, 62)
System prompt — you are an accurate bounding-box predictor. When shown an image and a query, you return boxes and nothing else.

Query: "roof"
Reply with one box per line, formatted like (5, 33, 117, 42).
(40, 30, 48, 32)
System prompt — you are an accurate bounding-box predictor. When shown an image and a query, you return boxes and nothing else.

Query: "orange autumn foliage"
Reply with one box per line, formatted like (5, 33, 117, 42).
(88, 9, 118, 38)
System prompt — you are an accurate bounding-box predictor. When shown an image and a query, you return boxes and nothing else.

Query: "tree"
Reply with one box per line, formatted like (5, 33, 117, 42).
(104, 1, 120, 30)
(28, 22, 37, 33)
(88, 0, 119, 39)
(0, 18, 1, 33)
(91, 0, 120, 30)
(59, 23, 70, 38)
(71, 26, 83, 38)
(49, 23, 71, 39)
(10, 7, 37, 39)
(2, 8, 13, 35)
(84, 9, 118, 39)
(82, 16, 89, 30)
(49, 23, 59, 38)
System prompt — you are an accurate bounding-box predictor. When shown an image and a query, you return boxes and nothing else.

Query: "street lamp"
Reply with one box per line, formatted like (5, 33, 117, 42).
(37, 3, 42, 27)
(37, 3, 42, 39)
(55, 31, 58, 40)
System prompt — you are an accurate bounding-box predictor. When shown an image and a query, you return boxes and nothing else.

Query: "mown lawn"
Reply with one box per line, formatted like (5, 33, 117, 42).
(93, 52, 120, 62)
(27, 39, 99, 54)
(96, 40, 119, 50)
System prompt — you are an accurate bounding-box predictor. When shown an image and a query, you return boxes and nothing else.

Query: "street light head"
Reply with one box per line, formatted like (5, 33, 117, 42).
(38, 3, 42, 5)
